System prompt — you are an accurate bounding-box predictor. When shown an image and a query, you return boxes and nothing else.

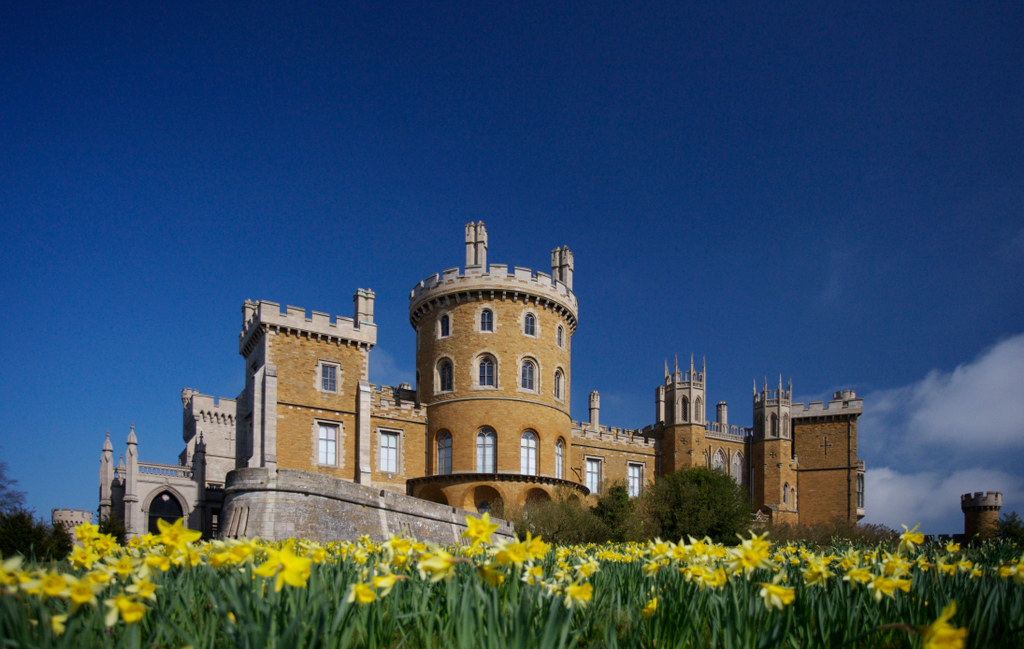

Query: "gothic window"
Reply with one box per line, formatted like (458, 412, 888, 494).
(555, 439, 564, 479)
(782, 414, 790, 438)
(628, 464, 643, 498)
(782, 482, 790, 505)
(380, 431, 399, 473)
(476, 428, 496, 473)
(478, 356, 495, 387)
(520, 431, 538, 475)
(438, 360, 454, 392)
(755, 414, 764, 436)
(770, 414, 779, 437)
(731, 452, 743, 484)
(524, 313, 536, 336)
(553, 370, 564, 400)
(694, 397, 703, 423)
(481, 309, 493, 332)
(585, 458, 602, 494)
(521, 360, 536, 391)
(436, 431, 452, 475)
(791, 487, 798, 510)
(680, 397, 689, 422)
(857, 474, 865, 508)
(439, 314, 450, 338)
(556, 325, 564, 348)
(713, 449, 725, 472)
(318, 424, 337, 465)
(147, 491, 184, 535)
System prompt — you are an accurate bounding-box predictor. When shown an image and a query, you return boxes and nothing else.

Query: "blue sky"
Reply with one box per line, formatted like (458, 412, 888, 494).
(2, 1, 1021, 535)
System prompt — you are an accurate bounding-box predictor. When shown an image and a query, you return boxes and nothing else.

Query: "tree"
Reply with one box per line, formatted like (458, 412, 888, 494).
(0, 454, 27, 514)
(643, 465, 751, 544)
(592, 482, 642, 542)
(0, 509, 73, 561)
(999, 511, 1024, 544)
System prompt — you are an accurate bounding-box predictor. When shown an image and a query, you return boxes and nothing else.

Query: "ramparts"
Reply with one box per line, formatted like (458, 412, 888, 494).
(791, 390, 863, 419)
(219, 467, 516, 545)
(409, 264, 578, 332)
(571, 421, 657, 449)
(240, 300, 377, 356)
(961, 491, 1002, 511)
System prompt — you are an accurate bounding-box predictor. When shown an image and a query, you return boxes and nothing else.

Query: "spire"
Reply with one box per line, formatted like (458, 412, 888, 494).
(788, 376, 792, 394)
(778, 374, 783, 391)
(127, 423, 137, 445)
(102, 431, 113, 452)
(664, 359, 669, 380)
(674, 354, 679, 376)
(753, 379, 757, 396)
(690, 353, 694, 373)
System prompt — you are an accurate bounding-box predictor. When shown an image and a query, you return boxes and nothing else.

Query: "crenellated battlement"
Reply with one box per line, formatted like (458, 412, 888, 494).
(409, 263, 578, 332)
(240, 298, 377, 356)
(961, 491, 1002, 511)
(571, 421, 657, 448)
(372, 383, 427, 419)
(791, 390, 862, 419)
(52, 509, 93, 525)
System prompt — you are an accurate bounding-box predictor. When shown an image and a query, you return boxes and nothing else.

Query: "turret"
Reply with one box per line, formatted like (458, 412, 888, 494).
(99, 432, 114, 520)
(589, 391, 601, 430)
(123, 425, 139, 536)
(465, 221, 488, 270)
(717, 402, 728, 426)
(753, 375, 792, 439)
(962, 491, 1002, 541)
(664, 353, 705, 424)
(551, 245, 574, 290)
(353, 288, 375, 327)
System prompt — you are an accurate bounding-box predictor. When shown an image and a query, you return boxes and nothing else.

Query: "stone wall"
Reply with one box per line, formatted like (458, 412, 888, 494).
(220, 467, 516, 545)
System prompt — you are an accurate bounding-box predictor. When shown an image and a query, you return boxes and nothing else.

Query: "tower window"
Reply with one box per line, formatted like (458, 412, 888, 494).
(439, 315, 450, 338)
(437, 431, 452, 475)
(520, 430, 537, 476)
(555, 439, 564, 479)
(521, 361, 536, 391)
(680, 397, 689, 423)
(782, 482, 790, 505)
(321, 364, 337, 392)
(479, 357, 495, 387)
(438, 360, 454, 392)
(585, 458, 602, 494)
(481, 309, 493, 332)
(380, 431, 399, 473)
(857, 474, 865, 508)
(524, 313, 536, 336)
(553, 370, 564, 400)
(556, 325, 564, 348)
(318, 424, 337, 466)
(770, 414, 779, 437)
(477, 428, 496, 473)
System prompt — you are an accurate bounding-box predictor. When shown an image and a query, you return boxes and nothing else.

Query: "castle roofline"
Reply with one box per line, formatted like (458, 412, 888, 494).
(791, 391, 863, 419)
(409, 264, 579, 332)
(240, 299, 377, 356)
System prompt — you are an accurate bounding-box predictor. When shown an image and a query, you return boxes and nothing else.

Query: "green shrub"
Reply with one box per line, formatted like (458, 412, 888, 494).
(0, 508, 73, 561)
(643, 466, 751, 543)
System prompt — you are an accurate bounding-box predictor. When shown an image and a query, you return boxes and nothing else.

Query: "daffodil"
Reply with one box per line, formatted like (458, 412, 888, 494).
(254, 546, 312, 592)
(462, 513, 500, 547)
(898, 524, 925, 555)
(50, 613, 68, 636)
(563, 581, 593, 608)
(642, 597, 658, 617)
(758, 573, 795, 611)
(920, 602, 967, 649)
(104, 594, 147, 626)
(156, 518, 202, 551)
(346, 581, 377, 604)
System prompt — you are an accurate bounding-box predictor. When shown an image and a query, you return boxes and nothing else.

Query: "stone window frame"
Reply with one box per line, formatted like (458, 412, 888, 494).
(584, 455, 603, 495)
(315, 359, 342, 395)
(556, 324, 564, 348)
(731, 451, 744, 484)
(435, 355, 455, 394)
(476, 427, 497, 473)
(856, 473, 865, 508)
(782, 482, 790, 506)
(712, 448, 726, 472)
(521, 308, 540, 338)
(520, 430, 538, 476)
(472, 351, 500, 391)
(437, 312, 452, 340)
(627, 462, 644, 498)
(436, 430, 453, 475)
(475, 304, 496, 334)
(552, 367, 566, 403)
(694, 397, 703, 423)
(377, 426, 403, 476)
(311, 419, 343, 469)
(679, 396, 690, 422)
(554, 437, 565, 479)
(516, 354, 541, 395)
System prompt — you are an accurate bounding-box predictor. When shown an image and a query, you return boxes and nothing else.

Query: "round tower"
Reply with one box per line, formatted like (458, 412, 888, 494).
(961, 491, 1002, 541)
(406, 222, 584, 513)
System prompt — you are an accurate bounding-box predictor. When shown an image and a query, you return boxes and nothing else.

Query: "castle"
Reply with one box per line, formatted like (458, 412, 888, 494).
(99, 222, 866, 540)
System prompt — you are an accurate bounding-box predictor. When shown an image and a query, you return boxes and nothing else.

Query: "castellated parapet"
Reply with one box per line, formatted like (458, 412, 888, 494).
(962, 491, 1002, 541)
(791, 390, 863, 419)
(961, 491, 1003, 511)
(52, 509, 93, 529)
(409, 264, 578, 333)
(240, 296, 377, 357)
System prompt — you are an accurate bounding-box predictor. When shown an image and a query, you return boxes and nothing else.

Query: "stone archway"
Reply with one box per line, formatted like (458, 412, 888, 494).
(418, 484, 449, 506)
(467, 485, 504, 516)
(523, 487, 551, 506)
(147, 490, 185, 535)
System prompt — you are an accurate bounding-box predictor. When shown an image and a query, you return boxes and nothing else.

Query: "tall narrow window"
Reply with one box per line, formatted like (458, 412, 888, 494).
(680, 397, 689, 422)
(321, 365, 337, 392)
(439, 360, 454, 392)
(585, 458, 601, 494)
(628, 464, 642, 498)
(782, 482, 790, 505)
(857, 475, 865, 508)
(731, 453, 743, 484)
(520, 431, 537, 475)
(318, 424, 337, 465)
(380, 432, 398, 473)
(694, 397, 703, 423)
(555, 439, 564, 479)
(713, 449, 725, 471)
(521, 361, 535, 390)
(524, 313, 536, 336)
(556, 325, 564, 348)
(476, 428, 496, 472)
(553, 370, 563, 400)
(440, 315, 450, 338)
(436, 431, 452, 475)
(479, 357, 495, 387)
(770, 414, 779, 437)
(481, 309, 493, 332)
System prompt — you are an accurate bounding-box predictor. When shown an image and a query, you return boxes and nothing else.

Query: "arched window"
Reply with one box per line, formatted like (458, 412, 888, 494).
(481, 309, 493, 332)
(520, 430, 537, 475)
(756, 414, 764, 436)
(782, 482, 790, 505)
(555, 439, 564, 479)
(478, 357, 495, 387)
(731, 452, 743, 484)
(713, 449, 725, 471)
(556, 325, 564, 347)
(524, 313, 536, 336)
(680, 397, 689, 422)
(148, 491, 184, 535)
(553, 370, 563, 400)
(439, 314, 450, 338)
(436, 431, 452, 475)
(521, 360, 535, 391)
(791, 487, 798, 510)
(476, 428, 496, 472)
(694, 397, 703, 423)
(770, 414, 779, 437)
(438, 360, 453, 392)
(782, 414, 790, 438)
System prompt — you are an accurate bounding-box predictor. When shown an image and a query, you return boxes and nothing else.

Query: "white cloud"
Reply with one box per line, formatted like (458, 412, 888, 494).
(863, 467, 1023, 534)
(367, 347, 415, 388)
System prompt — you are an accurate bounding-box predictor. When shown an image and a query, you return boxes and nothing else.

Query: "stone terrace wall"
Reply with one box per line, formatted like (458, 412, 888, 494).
(220, 468, 515, 545)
